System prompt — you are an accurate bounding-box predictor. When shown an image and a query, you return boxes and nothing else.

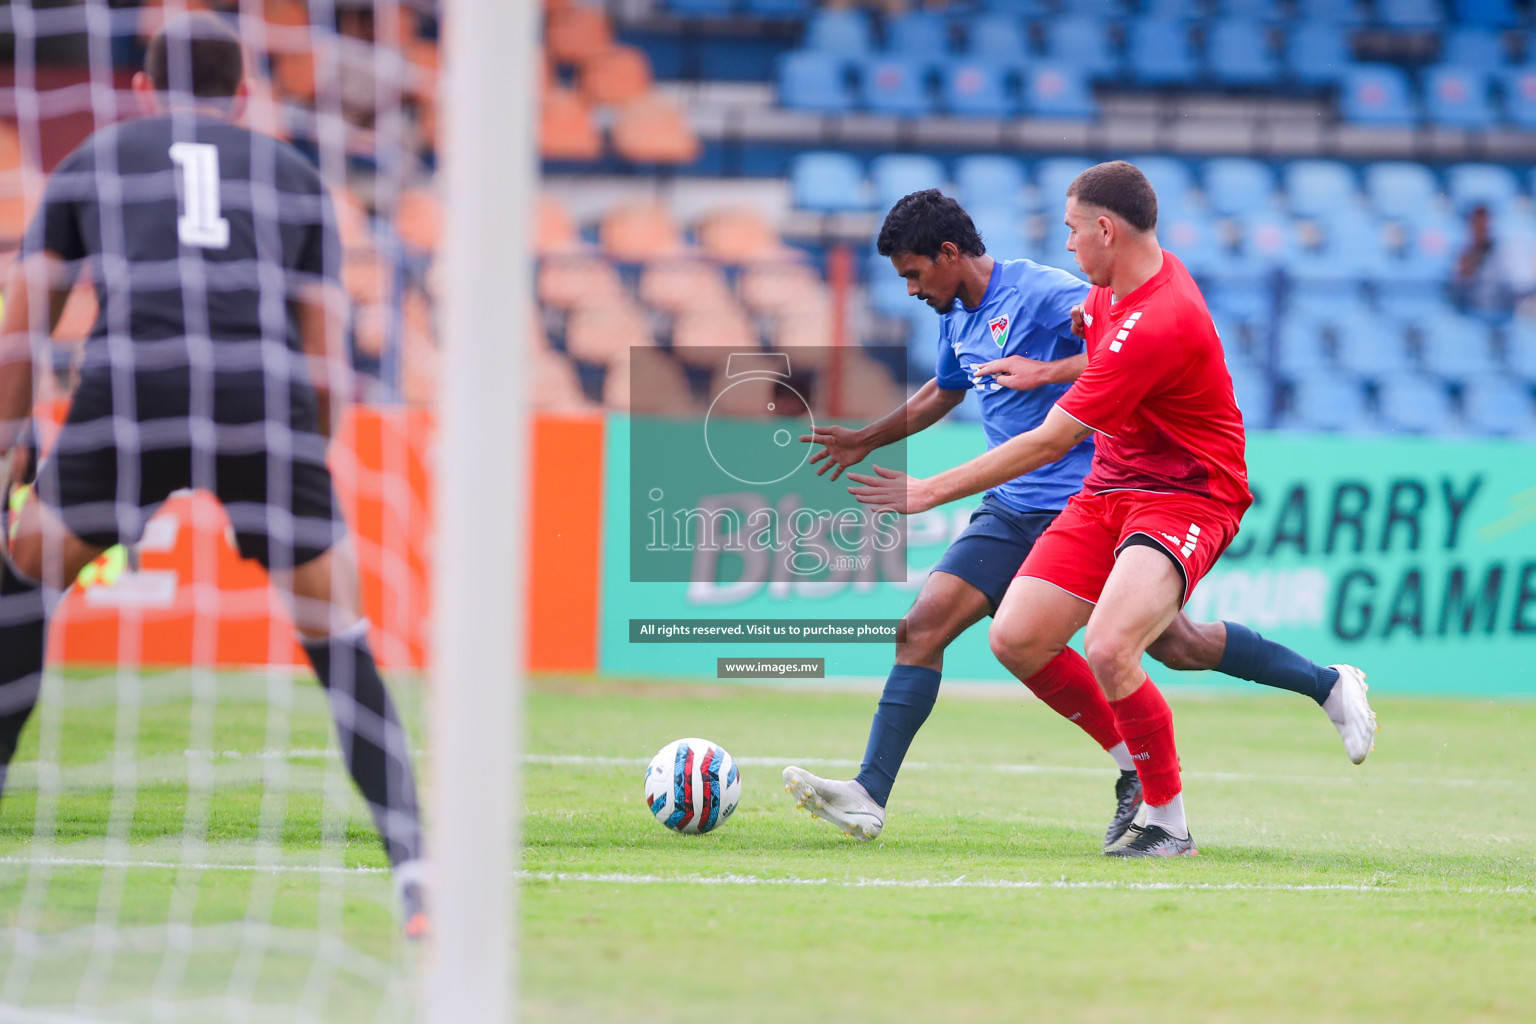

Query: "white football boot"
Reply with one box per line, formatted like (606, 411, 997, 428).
(1324, 664, 1377, 765)
(782, 766, 884, 841)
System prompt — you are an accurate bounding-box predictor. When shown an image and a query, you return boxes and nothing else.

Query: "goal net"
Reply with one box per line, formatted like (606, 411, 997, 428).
(0, 1, 521, 1020)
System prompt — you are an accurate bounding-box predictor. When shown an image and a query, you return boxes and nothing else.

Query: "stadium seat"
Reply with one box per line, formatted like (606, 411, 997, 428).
(696, 208, 791, 265)
(666, 0, 735, 16)
(740, 261, 827, 314)
(803, 8, 873, 56)
(1375, 0, 1444, 29)
(965, 14, 1029, 62)
(869, 262, 917, 318)
(870, 154, 948, 210)
(1035, 156, 1094, 209)
(1461, 374, 1536, 435)
(1365, 162, 1442, 221)
(1276, 316, 1331, 375)
(1284, 23, 1352, 85)
(1295, 0, 1367, 25)
(1023, 65, 1097, 119)
(967, 204, 1030, 258)
(535, 348, 598, 413)
(859, 58, 933, 116)
(790, 152, 868, 212)
(1066, 0, 1126, 17)
(744, 0, 811, 14)
(536, 194, 581, 257)
(1284, 160, 1360, 218)
(1203, 158, 1278, 217)
(1446, 163, 1521, 210)
(1159, 207, 1219, 275)
(566, 302, 654, 365)
(1145, 0, 1202, 16)
(540, 88, 603, 162)
(600, 201, 685, 262)
(1127, 155, 1195, 211)
(639, 260, 735, 313)
(1241, 211, 1298, 268)
(673, 305, 759, 366)
(887, 11, 951, 56)
(546, 4, 613, 64)
(1220, 0, 1286, 17)
(1206, 20, 1281, 87)
(395, 188, 442, 254)
(1501, 68, 1536, 128)
(1041, 18, 1118, 80)
(777, 51, 852, 114)
(1228, 366, 1274, 428)
(1125, 19, 1200, 86)
(1425, 68, 1498, 129)
(1506, 320, 1536, 379)
(1441, 27, 1508, 69)
(578, 45, 653, 107)
(1417, 311, 1499, 379)
(1455, 0, 1519, 27)
(1377, 372, 1457, 433)
(1285, 373, 1371, 432)
(954, 155, 1028, 210)
(1333, 310, 1412, 378)
(1340, 66, 1418, 126)
(612, 96, 700, 165)
(943, 62, 1016, 118)
(537, 255, 627, 310)
(606, 351, 700, 415)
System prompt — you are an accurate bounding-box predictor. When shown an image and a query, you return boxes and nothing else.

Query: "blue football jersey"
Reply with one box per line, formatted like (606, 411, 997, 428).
(933, 258, 1095, 513)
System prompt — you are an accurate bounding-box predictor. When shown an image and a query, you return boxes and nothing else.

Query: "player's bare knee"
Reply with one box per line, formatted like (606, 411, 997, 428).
(1083, 630, 1141, 683)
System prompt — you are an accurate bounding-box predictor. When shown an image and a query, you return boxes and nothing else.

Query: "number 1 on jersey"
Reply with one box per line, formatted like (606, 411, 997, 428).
(169, 142, 230, 249)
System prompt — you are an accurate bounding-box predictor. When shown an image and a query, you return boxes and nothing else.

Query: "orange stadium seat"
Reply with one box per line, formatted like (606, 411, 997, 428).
(771, 309, 834, 369)
(671, 305, 758, 368)
(705, 364, 778, 417)
(599, 201, 684, 262)
(343, 252, 389, 306)
(395, 188, 442, 254)
(261, 0, 310, 54)
(537, 255, 626, 309)
(607, 352, 698, 415)
(579, 46, 653, 107)
(565, 302, 653, 365)
(535, 348, 597, 412)
(638, 260, 734, 314)
(405, 38, 441, 99)
(0, 121, 24, 173)
(611, 96, 699, 166)
(272, 51, 317, 104)
(334, 187, 371, 251)
(536, 193, 582, 255)
(546, 4, 612, 65)
(697, 208, 792, 265)
(826, 353, 905, 420)
(540, 88, 603, 162)
(739, 262, 827, 315)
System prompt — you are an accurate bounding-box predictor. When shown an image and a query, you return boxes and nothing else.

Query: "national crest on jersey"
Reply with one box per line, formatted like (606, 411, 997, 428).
(987, 314, 1010, 347)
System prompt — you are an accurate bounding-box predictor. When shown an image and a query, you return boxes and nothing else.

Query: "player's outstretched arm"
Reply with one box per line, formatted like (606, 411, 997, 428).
(846, 404, 1091, 514)
(800, 378, 966, 481)
(970, 352, 1087, 392)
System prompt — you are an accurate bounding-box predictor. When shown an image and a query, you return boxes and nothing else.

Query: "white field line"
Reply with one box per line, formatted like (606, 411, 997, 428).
(1, 857, 1530, 897)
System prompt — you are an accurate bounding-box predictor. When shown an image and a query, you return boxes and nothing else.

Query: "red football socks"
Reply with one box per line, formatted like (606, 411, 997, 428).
(1021, 647, 1122, 752)
(1109, 676, 1182, 808)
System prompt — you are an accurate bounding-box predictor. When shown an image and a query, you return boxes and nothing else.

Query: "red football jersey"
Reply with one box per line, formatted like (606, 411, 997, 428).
(1055, 251, 1252, 521)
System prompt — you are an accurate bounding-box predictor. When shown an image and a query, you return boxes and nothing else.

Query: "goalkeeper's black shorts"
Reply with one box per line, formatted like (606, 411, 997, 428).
(33, 370, 344, 571)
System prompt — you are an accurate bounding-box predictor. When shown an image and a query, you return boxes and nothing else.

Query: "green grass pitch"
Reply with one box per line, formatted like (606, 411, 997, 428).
(2, 670, 1534, 1022)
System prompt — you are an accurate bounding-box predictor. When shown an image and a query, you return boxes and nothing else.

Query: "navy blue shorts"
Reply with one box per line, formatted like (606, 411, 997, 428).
(931, 495, 1061, 615)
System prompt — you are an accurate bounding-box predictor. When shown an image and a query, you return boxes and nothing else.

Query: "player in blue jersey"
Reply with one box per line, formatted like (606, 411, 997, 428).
(782, 189, 1375, 848)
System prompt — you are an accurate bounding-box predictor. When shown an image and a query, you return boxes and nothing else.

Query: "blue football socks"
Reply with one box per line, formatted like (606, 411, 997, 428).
(1218, 621, 1337, 706)
(853, 664, 942, 808)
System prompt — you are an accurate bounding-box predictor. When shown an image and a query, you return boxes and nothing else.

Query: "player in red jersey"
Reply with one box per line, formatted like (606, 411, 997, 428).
(849, 161, 1261, 856)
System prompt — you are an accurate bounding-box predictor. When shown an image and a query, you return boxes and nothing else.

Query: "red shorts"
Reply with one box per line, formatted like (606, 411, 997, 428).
(1016, 490, 1239, 606)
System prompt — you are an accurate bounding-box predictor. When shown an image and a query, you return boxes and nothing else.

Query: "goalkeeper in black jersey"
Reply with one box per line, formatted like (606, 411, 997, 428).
(0, 14, 426, 938)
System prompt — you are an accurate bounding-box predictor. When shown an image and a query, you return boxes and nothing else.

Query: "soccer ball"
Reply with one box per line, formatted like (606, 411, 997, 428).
(644, 737, 741, 834)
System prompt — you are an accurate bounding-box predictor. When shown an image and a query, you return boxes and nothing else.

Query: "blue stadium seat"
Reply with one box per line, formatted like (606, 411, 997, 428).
(1127, 155, 1195, 209)
(1376, 0, 1444, 29)
(1462, 374, 1536, 435)
(1365, 161, 1441, 220)
(1294, 0, 1367, 23)
(1284, 24, 1352, 85)
(1453, 0, 1519, 29)
(1284, 160, 1360, 217)
(1378, 372, 1457, 433)
(791, 152, 868, 212)
(1203, 158, 1278, 216)
(860, 58, 933, 116)
(1447, 162, 1521, 210)
(1219, 0, 1286, 18)
(1238, 211, 1296, 266)
(1441, 27, 1508, 68)
(869, 259, 916, 318)
(1041, 18, 1119, 80)
(1159, 207, 1219, 275)
(1125, 19, 1200, 86)
(1228, 366, 1274, 428)
(870, 154, 947, 210)
(1065, 0, 1126, 19)
(1207, 20, 1281, 86)
(965, 14, 1029, 61)
(1203, 272, 1274, 322)
(1333, 311, 1412, 378)
(1425, 68, 1498, 129)
(777, 51, 852, 114)
(1340, 66, 1418, 126)
(1285, 373, 1372, 432)
(1023, 65, 1097, 120)
(954, 155, 1027, 210)
(1408, 212, 1467, 273)
(968, 204, 1031, 258)
(744, 0, 810, 12)
(1145, 0, 1203, 16)
(1276, 316, 1331, 375)
(1035, 157, 1094, 209)
(667, 0, 735, 16)
(803, 8, 873, 55)
(887, 11, 950, 56)
(1502, 68, 1536, 128)
(1417, 311, 1499, 379)
(1507, 320, 1536, 379)
(944, 62, 1016, 118)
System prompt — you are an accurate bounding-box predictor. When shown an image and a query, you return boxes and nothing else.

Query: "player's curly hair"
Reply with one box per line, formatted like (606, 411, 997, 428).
(1067, 161, 1158, 233)
(877, 189, 987, 260)
(146, 13, 245, 101)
